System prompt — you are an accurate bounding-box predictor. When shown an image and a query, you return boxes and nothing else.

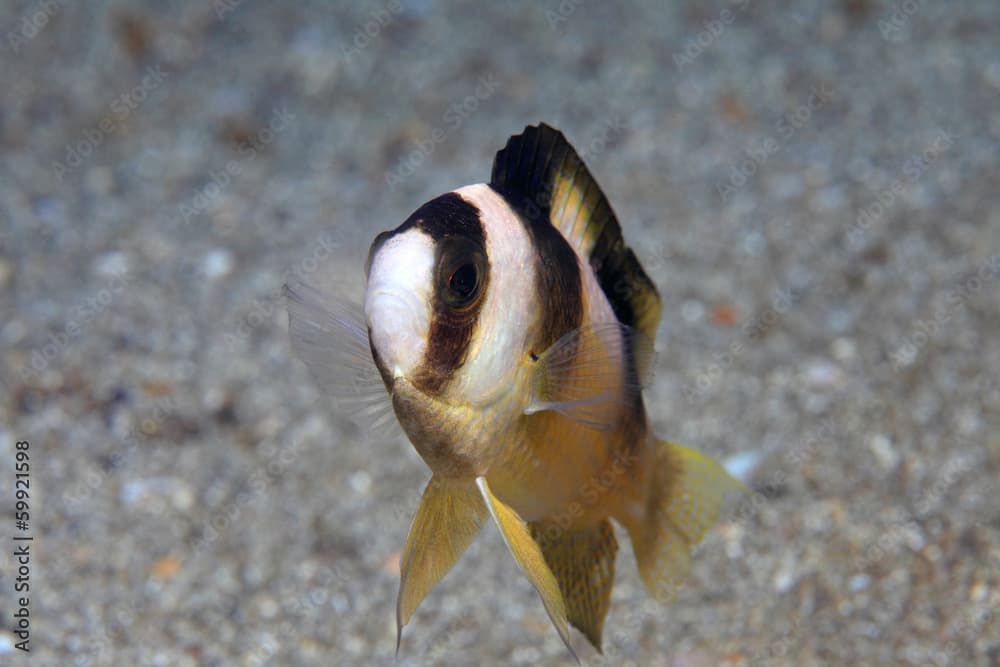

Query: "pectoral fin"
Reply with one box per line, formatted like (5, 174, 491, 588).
(475, 477, 579, 664)
(397, 476, 487, 651)
(526, 322, 653, 431)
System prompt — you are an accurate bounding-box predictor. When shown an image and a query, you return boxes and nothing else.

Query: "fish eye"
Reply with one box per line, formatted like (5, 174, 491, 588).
(449, 263, 478, 301)
(437, 238, 486, 309)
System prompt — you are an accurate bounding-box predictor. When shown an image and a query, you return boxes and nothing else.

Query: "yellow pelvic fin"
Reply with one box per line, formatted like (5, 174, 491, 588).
(397, 476, 487, 651)
(623, 440, 744, 602)
(529, 519, 618, 653)
(475, 477, 580, 665)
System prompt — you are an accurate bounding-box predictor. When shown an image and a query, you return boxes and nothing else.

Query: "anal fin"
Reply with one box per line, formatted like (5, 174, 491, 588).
(475, 477, 580, 664)
(622, 440, 744, 602)
(529, 519, 618, 653)
(397, 476, 487, 651)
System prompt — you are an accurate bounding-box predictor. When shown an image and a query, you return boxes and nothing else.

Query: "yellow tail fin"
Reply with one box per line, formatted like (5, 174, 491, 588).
(529, 519, 618, 653)
(623, 440, 743, 602)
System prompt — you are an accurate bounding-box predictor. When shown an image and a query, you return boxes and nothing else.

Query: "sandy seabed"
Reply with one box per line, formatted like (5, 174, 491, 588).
(1, 1, 998, 665)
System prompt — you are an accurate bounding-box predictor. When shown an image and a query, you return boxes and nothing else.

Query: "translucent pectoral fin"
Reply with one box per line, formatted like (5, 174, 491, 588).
(397, 476, 487, 652)
(525, 322, 654, 430)
(475, 477, 579, 664)
(284, 281, 399, 439)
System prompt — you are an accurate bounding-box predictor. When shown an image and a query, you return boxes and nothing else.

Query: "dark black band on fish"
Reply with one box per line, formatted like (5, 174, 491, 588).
(379, 193, 491, 396)
(492, 180, 584, 351)
(491, 123, 665, 406)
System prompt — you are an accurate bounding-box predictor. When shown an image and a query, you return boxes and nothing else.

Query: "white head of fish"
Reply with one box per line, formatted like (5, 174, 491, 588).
(364, 228, 434, 383)
(363, 185, 538, 407)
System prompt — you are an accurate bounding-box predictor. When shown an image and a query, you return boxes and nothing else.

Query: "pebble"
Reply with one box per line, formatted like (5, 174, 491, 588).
(93, 250, 130, 277)
(349, 470, 372, 495)
(201, 248, 235, 280)
(868, 434, 900, 471)
(724, 449, 762, 483)
(849, 574, 872, 593)
(681, 299, 705, 323)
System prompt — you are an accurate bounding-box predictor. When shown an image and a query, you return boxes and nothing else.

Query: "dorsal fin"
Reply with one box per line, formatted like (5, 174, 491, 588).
(489, 123, 662, 345)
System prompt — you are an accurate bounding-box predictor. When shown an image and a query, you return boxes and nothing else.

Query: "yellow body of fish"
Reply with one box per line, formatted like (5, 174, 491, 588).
(287, 123, 742, 661)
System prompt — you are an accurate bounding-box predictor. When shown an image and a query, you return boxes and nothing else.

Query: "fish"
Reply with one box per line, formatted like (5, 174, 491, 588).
(285, 123, 743, 661)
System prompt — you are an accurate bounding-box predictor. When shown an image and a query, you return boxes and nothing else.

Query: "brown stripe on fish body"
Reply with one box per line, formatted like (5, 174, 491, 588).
(384, 192, 491, 396)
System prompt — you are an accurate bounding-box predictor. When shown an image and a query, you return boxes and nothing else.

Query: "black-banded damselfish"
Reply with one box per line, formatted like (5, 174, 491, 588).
(287, 123, 742, 662)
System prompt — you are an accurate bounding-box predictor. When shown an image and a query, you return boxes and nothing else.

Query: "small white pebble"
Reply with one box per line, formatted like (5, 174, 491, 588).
(773, 568, 794, 594)
(849, 574, 871, 592)
(724, 450, 762, 484)
(868, 434, 899, 471)
(681, 299, 704, 323)
(969, 580, 988, 602)
(831, 337, 856, 362)
(171, 485, 196, 512)
(201, 248, 235, 279)
(93, 250, 130, 277)
(773, 554, 797, 594)
(803, 359, 843, 389)
(349, 470, 371, 495)
(257, 596, 279, 619)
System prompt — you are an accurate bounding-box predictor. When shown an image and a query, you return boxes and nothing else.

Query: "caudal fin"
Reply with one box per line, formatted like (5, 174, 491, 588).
(623, 440, 743, 602)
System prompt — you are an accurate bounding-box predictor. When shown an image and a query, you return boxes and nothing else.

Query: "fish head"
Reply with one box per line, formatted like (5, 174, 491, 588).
(364, 185, 540, 473)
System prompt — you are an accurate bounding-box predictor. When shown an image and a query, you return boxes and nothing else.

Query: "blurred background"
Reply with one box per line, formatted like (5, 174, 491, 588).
(1, 1, 999, 665)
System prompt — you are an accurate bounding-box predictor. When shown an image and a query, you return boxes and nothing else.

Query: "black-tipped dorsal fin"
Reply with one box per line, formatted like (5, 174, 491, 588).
(489, 123, 662, 344)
